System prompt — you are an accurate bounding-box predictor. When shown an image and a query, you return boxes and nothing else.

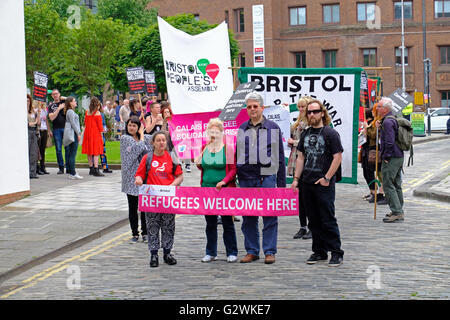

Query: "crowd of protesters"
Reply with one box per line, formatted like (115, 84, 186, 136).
(28, 89, 405, 269)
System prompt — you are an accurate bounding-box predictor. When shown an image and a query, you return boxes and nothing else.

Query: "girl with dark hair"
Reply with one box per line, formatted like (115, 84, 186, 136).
(120, 116, 149, 243)
(27, 94, 40, 179)
(135, 131, 183, 267)
(63, 97, 82, 179)
(82, 97, 104, 177)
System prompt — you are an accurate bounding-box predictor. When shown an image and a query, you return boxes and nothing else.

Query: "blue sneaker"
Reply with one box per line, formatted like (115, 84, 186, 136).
(130, 236, 139, 244)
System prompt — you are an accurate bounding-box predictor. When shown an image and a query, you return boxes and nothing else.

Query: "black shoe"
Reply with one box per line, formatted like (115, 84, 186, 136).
(328, 254, 343, 267)
(41, 167, 50, 174)
(293, 227, 307, 239)
(369, 194, 384, 203)
(150, 255, 159, 268)
(30, 175, 39, 179)
(37, 168, 44, 175)
(93, 168, 105, 177)
(377, 198, 389, 205)
(163, 253, 177, 265)
(89, 167, 94, 175)
(57, 168, 64, 175)
(302, 230, 312, 239)
(103, 168, 113, 173)
(306, 253, 328, 265)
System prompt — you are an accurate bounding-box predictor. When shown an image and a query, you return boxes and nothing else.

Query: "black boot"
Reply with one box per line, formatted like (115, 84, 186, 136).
(89, 167, 94, 175)
(93, 167, 104, 177)
(41, 165, 50, 174)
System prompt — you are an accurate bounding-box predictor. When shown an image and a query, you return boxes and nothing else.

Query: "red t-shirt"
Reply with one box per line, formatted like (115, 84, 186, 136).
(135, 151, 183, 185)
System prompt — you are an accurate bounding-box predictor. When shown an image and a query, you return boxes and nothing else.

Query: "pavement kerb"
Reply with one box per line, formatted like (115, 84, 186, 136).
(0, 218, 128, 285)
(413, 167, 450, 203)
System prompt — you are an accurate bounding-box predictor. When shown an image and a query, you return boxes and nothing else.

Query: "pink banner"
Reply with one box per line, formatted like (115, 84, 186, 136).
(139, 185, 299, 217)
(168, 109, 249, 159)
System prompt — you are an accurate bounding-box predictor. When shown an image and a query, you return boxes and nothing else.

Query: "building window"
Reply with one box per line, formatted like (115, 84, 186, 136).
(294, 51, 306, 68)
(362, 48, 377, 66)
(441, 91, 450, 107)
(440, 46, 450, 64)
(395, 47, 409, 65)
(290, 7, 306, 25)
(234, 8, 245, 32)
(323, 50, 337, 68)
(239, 53, 246, 67)
(435, 0, 450, 18)
(394, 1, 413, 19)
(323, 4, 340, 23)
(357, 2, 376, 21)
(82, 0, 97, 12)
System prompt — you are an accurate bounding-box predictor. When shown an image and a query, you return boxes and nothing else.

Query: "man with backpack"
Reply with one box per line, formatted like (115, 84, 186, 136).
(375, 97, 409, 223)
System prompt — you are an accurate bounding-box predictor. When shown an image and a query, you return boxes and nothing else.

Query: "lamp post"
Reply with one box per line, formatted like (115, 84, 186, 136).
(401, 0, 406, 91)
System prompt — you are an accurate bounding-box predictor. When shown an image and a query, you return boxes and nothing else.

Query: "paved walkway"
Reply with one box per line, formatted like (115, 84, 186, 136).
(0, 134, 449, 299)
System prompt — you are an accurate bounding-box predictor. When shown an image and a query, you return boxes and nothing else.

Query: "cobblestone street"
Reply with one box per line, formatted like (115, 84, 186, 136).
(1, 139, 449, 300)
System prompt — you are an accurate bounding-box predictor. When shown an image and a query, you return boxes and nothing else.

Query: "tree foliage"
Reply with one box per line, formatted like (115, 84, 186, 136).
(53, 12, 128, 97)
(24, 0, 69, 87)
(97, 0, 157, 27)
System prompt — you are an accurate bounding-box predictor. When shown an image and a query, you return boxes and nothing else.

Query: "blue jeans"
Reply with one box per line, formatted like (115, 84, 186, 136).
(53, 128, 69, 170)
(205, 215, 238, 257)
(66, 132, 78, 175)
(239, 175, 278, 256)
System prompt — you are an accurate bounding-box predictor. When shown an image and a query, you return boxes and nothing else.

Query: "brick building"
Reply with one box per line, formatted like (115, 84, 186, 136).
(150, 0, 450, 108)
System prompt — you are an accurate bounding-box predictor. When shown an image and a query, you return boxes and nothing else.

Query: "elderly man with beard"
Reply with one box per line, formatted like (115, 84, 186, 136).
(291, 99, 344, 267)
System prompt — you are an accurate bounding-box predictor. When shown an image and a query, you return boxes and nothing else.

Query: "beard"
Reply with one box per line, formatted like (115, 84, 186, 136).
(307, 116, 322, 127)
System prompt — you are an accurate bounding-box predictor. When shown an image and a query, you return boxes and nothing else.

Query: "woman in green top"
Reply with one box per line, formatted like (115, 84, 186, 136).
(195, 118, 238, 263)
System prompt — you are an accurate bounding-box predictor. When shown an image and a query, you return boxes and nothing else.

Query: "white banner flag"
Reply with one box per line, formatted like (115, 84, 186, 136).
(158, 17, 234, 114)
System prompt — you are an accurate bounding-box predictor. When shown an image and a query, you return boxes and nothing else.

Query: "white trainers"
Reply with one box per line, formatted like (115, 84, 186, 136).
(69, 173, 83, 180)
(227, 255, 238, 263)
(201, 255, 217, 262)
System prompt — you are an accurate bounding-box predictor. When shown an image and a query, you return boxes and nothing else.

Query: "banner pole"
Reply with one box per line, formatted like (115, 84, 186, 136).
(374, 125, 379, 220)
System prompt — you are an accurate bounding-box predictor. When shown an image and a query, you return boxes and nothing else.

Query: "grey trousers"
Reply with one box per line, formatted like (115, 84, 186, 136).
(381, 157, 404, 214)
(145, 212, 175, 252)
(28, 127, 39, 177)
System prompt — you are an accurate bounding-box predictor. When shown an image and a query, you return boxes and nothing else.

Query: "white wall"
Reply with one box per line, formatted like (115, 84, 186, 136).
(0, 0, 30, 196)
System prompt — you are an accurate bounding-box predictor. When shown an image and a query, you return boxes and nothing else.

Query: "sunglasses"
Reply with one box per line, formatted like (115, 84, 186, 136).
(307, 109, 322, 115)
(246, 105, 259, 110)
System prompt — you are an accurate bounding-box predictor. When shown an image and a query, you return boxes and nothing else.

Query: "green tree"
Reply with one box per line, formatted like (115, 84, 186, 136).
(24, 0, 69, 87)
(97, 0, 157, 27)
(53, 13, 128, 97)
(111, 14, 240, 96)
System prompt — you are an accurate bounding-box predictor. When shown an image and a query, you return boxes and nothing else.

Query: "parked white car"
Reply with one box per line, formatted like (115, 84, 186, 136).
(424, 108, 450, 131)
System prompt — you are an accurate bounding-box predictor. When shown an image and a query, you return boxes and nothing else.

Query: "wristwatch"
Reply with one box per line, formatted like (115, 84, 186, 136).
(324, 176, 330, 183)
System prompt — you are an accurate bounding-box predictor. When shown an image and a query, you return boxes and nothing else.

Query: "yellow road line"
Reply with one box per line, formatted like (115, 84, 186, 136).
(1, 215, 183, 299)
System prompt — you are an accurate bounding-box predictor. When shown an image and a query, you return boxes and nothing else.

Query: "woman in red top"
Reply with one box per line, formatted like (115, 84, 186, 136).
(82, 97, 104, 176)
(135, 132, 183, 268)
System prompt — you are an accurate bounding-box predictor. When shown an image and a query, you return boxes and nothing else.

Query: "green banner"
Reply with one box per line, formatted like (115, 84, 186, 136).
(238, 67, 362, 184)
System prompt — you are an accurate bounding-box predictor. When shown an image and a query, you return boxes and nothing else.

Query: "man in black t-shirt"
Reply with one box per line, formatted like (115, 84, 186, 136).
(291, 99, 344, 267)
(48, 89, 68, 174)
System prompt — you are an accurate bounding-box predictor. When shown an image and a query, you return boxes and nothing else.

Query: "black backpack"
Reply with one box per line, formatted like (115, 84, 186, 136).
(143, 146, 181, 183)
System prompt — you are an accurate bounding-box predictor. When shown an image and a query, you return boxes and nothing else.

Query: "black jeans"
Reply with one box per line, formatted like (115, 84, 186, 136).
(127, 194, 147, 237)
(297, 182, 307, 227)
(38, 130, 48, 168)
(302, 182, 344, 258)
